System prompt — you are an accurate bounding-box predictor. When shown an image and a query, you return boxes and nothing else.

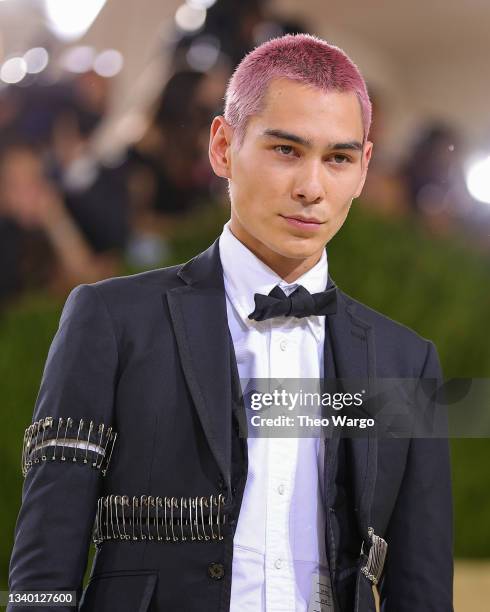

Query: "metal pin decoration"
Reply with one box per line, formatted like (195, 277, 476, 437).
(140, 496, 148, 540)
(94, 424, 105, 467)
(147, 497, 154, 540)
(40, 417, 53, 461)
(91, 491, 229, 546)
(102, 431, 117, 476)
(73, 419, 84, 462)
(216, 494, 223, 541)
(121, 496, 129, 540)
(132, 497, 138, 541)
(114, 496, 122, 540)
(32, 421, 41, 463)
(361, 527, 388, 585)
(60, 418, 72, 461)
(170, 497, 177, 542)
(84, 421, 94, 464)
(156, 497, 162, 541)
(164, 497, 170, 542)
(21, 416, 117, 478)
(194, 497, 202, 541)
(188, 497, 196, 541)
(209, 495, 216, 540)
(179, 497, 186, 542)
(52, 417, 63, 461)
(200, 497, 210, 541)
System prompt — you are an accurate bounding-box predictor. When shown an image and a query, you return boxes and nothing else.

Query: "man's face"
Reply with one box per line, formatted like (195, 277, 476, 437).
(209, 78, 373, 279)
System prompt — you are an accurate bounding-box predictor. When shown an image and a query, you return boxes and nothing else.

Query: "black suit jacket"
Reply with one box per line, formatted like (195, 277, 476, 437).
(9, 238, 453, 611)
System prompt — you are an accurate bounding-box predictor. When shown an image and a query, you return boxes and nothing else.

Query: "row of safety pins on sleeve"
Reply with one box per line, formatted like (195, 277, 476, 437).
(21, 416, 117, 477)
(93, 494, 227, 545)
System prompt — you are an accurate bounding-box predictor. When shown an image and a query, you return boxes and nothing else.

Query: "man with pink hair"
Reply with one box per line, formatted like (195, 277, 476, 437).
(9, 34, 452, 612)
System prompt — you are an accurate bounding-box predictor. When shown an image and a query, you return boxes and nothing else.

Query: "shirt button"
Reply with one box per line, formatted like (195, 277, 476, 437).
(208, 562, 225, 580)
(279, 339, 288, 351)
(274, 558, 283, 569)
(277, 484, 285, 495)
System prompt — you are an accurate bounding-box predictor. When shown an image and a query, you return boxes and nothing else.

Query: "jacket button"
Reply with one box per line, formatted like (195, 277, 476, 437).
(208, 562, 225, 580)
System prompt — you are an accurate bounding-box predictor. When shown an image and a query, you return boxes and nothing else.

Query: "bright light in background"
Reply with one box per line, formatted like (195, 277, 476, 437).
(187, 0, 217, 8)
(24, 47, 49, 74)
(0, 56, 27, 84)
(44, 0, 107, 41)
(186, 36, 220, 71)
(60, 46, 95, 73)
(175, 3, 206, 32)
(93, 49, 124, 78)
(466, 156, 490, 205)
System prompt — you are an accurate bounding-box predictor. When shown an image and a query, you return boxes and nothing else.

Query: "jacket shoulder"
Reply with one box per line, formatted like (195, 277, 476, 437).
(83, 263, 185, 304)
(338, 289, 436, 376)
(62, 264, 187, 333)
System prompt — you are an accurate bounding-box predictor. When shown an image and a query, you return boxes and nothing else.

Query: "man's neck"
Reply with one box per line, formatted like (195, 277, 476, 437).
(228, 224, 323, 283)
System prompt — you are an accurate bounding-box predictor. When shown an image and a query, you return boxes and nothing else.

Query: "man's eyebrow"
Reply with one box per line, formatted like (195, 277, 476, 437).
(262, 129, 363, 152)
(262, 129, 312, 147)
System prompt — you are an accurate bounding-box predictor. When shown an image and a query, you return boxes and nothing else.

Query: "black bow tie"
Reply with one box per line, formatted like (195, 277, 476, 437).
(248, 284, 337, 322)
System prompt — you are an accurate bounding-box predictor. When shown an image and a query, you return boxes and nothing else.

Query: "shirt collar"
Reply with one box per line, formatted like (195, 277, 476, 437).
(218, 220, 329, 325)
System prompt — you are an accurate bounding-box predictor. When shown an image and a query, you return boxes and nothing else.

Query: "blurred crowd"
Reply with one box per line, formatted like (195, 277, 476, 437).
(1, 0, 488, 310)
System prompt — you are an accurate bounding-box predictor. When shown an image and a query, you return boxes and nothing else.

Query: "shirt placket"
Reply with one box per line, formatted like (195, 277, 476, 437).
(265, 322, 299, 611)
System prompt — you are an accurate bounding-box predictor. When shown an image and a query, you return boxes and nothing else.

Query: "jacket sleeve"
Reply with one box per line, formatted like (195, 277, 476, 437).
(8, 284, 119, 610)
(379, 340, 454, 612)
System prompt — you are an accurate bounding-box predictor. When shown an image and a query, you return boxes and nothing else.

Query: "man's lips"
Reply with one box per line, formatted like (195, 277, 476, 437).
(283, 215, 324, 224)
(280, 214, 325, 229)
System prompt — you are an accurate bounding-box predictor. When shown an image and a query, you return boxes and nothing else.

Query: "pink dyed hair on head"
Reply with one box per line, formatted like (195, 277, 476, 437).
(224, 33, 372, 147)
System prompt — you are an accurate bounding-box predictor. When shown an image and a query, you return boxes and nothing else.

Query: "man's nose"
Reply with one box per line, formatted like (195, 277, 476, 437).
(292, 161, 324, 205)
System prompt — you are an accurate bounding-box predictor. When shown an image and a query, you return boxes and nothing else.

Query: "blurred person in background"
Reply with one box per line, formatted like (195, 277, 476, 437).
(0, 141, 121, 307)
(0, 89, 22, 144)
(129, 70, 225, 222)
(48, 72, 130, 257)
(126, 69, 226, 233)
(401, 123, 474, 235)
(359, 90, 409, 218)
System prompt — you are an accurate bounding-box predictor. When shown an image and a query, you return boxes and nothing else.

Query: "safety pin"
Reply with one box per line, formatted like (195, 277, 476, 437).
(164, 497, 170, 542)
(93, 424, 104, 467)
(155, 497, 162, 541)
(32, 421, 41, 463)
(209, 495, 216, 540)
(40, 417, 52, 461)
(84, 421, 94, 464)
(188, 497, 196, 541)
(170, 497, 178, 542)
(121, 496, 129, 540)
(61, 418, 72, 461)
(52, 418, 63, 461)
(102, 432, 117, 476)
(132, 497, 138, 541)
(140, 496, 147, 540)
(147, 497, 154, 540)
(73, 419, 84, 462)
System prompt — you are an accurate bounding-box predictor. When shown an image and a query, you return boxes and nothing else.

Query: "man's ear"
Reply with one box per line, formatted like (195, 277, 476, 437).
(208, 116, 233, 179)
(353, 140, 373, 198)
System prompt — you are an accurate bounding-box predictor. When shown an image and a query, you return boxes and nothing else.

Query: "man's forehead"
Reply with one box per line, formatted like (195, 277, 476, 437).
(251, 78, 364, 142)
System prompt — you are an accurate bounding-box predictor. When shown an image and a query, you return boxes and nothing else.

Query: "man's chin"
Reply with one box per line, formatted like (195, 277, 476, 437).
(268, 243, 323, 261)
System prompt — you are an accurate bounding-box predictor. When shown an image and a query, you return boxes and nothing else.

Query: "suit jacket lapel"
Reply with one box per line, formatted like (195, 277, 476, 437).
(166, 238, 233, 493)
(324, 279, 378, 574)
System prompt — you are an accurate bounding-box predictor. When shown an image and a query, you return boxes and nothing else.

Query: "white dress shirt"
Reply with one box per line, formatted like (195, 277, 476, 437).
(219, 221, 329, 612)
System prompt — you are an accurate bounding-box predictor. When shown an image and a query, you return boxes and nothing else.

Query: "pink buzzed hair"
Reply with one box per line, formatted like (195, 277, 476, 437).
(224, 33, 371, 146)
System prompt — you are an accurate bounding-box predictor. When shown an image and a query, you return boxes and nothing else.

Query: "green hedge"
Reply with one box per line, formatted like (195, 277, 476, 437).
(1, 203, 489, 588)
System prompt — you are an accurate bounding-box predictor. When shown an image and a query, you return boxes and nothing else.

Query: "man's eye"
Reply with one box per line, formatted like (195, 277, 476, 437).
(275, 145, 295, 156)
(331, 154, 351, 164)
